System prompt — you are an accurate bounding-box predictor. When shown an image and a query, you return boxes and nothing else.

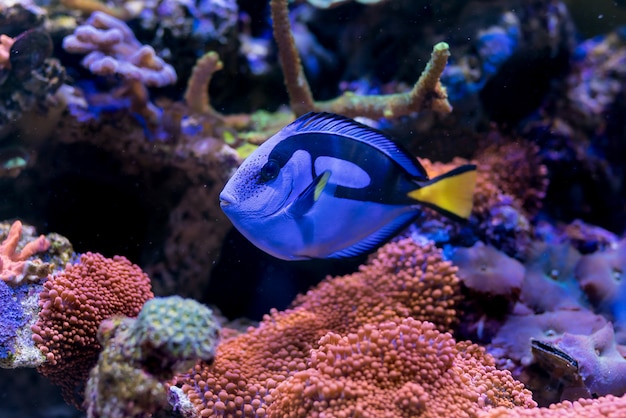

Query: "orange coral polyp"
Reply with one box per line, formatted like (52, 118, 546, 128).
(32, 252, 153, 408)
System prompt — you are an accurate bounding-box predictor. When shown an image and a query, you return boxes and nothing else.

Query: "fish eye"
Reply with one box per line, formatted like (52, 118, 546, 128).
(260, 159, 280, 181)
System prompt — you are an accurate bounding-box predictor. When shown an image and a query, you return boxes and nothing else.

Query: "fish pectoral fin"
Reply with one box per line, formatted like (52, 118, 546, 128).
(287, 170, 332, 218)
(407, 164, 477, 221)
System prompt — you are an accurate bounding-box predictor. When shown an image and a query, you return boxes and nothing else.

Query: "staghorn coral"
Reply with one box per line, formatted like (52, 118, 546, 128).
(270, 0, 451, 118)
(0, 220, 51, 285)
(267, 318, 535, 417)
(85, 296, 220, 418)
(174, 238, 470, 416)
(31, 252, 154, 408)
(184, 51, 224, 116)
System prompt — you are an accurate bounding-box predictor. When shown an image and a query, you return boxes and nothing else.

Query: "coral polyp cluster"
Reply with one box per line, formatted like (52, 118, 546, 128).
(85, 296, 220, 418)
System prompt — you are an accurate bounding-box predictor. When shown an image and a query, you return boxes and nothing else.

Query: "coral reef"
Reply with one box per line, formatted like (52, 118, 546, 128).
(85, 296, 220, 418)
(0, 0, 626, 417)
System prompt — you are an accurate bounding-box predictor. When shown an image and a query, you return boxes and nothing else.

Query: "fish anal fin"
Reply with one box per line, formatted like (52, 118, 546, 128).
(288, 170, 332, 218)
(327, 212, 417, 259)
(408, 164, 477, 220)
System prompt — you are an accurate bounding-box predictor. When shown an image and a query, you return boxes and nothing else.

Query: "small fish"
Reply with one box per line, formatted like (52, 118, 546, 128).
(219, 112, 476, 260)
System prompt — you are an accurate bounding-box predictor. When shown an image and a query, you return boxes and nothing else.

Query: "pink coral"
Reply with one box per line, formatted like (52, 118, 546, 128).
(63, 12, 176, 88)
(0, 220, 50, 285)
(452, 241, 525, 297)
(268, 318, 535, 417)
(31, 252, 153, 408)
(482, 394, 626, 417)
(0, 34, 14, 69)
(62, 11, 176, 122)
(175, 239, 498, 417)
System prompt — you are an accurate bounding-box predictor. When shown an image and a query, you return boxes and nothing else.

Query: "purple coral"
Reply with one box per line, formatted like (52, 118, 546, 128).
(0, 280, 24, 359)
(63, 12, 176, 88)
(555, 322, 626, 398)
(575, 239, 626, 342)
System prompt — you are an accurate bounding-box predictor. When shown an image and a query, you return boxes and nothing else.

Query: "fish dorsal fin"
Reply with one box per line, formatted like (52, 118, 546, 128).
(326, 211, 418, 259)
(290, 112, 428, 179)
(287, 170, 332, 218)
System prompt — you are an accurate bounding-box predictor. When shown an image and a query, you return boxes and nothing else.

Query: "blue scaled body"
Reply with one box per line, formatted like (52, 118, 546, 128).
(219, 112, 476, 260)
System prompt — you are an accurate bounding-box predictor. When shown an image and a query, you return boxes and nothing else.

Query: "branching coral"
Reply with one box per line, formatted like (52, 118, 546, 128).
(0, 34, 14, 69)
(63, 11, 177, 123)
(184, 51, 224, 116)
(270, 0, 451, 118)
(0, 220, 51, 285)
(31, 252, 153, 408)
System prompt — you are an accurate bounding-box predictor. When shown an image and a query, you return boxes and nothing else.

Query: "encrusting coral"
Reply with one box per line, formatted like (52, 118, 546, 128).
(173, 238, 537, 416)
(85, 296, 220, 418)
(482, 395, 626, 418)
(31, 252, 154, 408)
(267, 318, 535, 418)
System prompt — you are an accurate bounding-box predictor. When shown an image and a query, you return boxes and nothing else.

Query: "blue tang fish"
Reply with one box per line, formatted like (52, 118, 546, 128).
(219, 112, 476, 260)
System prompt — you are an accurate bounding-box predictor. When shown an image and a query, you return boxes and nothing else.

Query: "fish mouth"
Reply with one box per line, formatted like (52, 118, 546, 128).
(219, 191, 237, 208)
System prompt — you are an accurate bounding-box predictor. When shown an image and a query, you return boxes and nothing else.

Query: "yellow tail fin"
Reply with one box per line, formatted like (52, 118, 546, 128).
(407, 164, 477, 220)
